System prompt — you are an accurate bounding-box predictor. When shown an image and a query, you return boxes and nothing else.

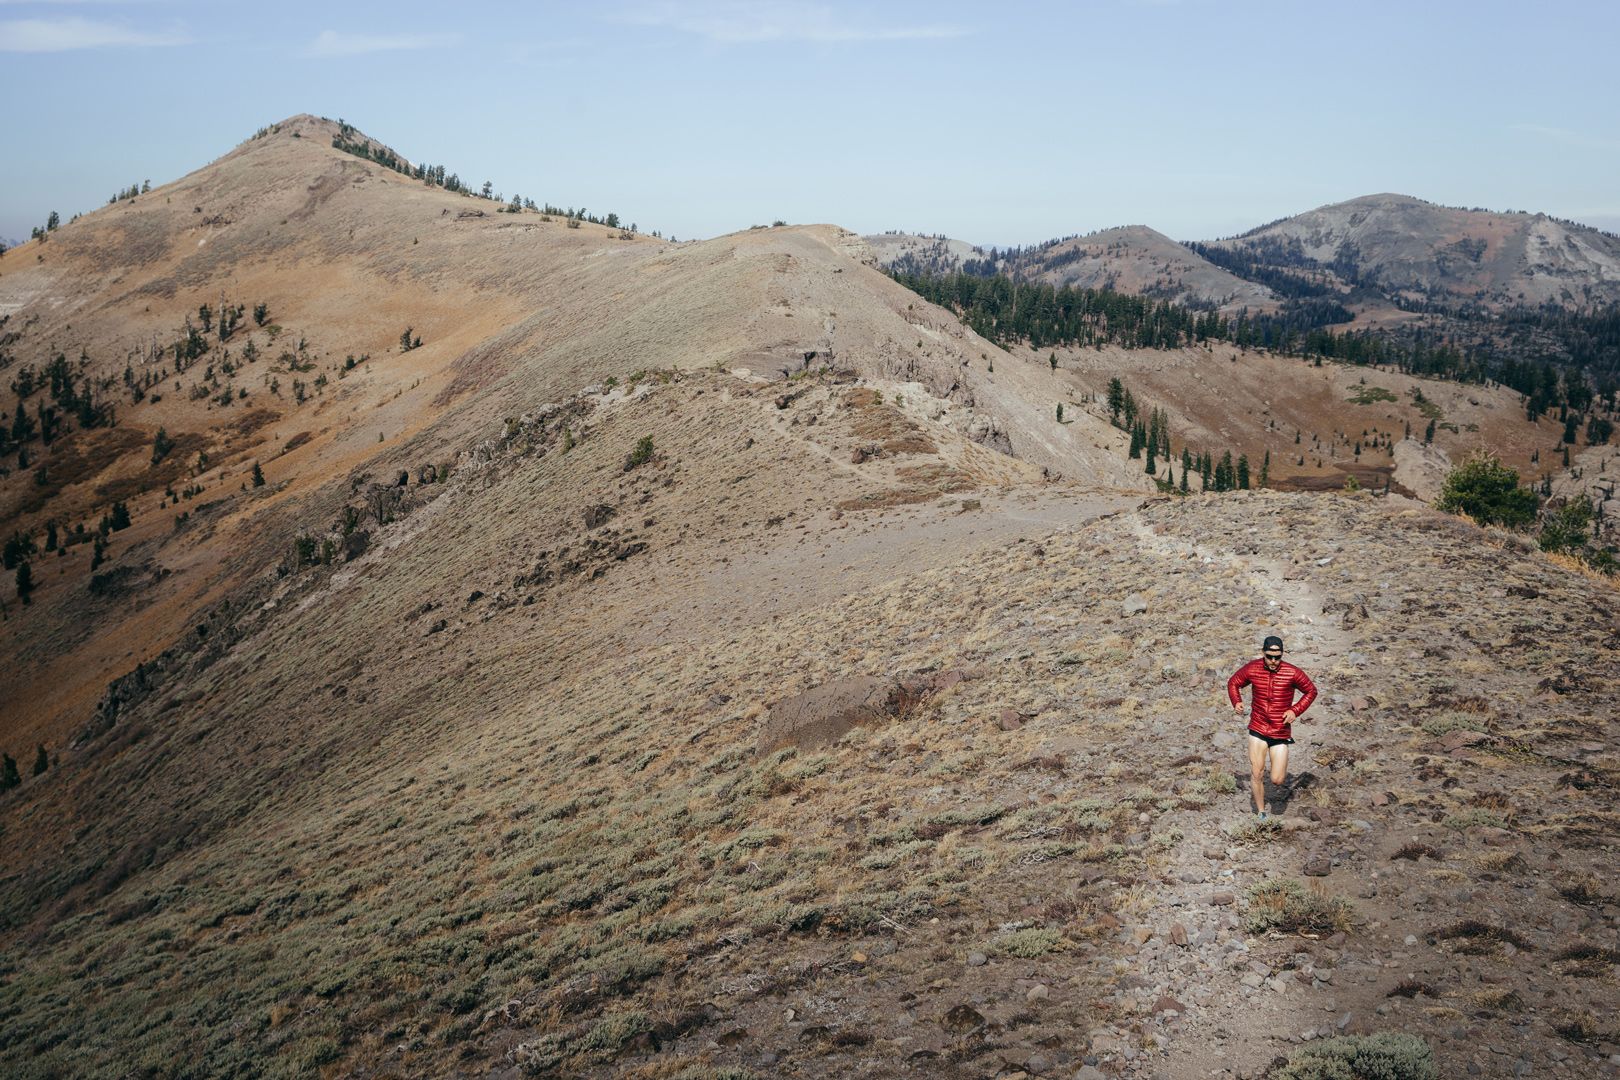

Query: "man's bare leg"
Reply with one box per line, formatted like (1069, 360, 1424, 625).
(1270, 743, 1289, 787)
(1248, 736, 1269, 815)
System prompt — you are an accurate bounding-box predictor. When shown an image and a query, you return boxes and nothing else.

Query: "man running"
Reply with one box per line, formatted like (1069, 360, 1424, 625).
(1228, 635, 1317, 819)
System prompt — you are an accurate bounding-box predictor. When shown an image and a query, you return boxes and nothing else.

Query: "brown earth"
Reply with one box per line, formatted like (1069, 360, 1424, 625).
(0, 118, 1617, 1080)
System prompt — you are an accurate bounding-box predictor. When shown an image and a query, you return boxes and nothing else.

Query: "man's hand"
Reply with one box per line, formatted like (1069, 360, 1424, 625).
(1283, 709, 1297, 724)
(1233, 703, 1246, 716)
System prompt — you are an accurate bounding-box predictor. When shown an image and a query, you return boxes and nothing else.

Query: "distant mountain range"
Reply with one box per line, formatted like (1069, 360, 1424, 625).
(867, 194, 1620, 315)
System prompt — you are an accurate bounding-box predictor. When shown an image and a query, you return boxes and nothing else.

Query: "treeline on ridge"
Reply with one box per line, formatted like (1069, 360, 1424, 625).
(891, 270, 1620, 418)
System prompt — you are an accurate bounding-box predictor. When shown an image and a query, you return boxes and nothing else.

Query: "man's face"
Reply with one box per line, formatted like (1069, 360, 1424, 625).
(1263, 648, 1283, 670)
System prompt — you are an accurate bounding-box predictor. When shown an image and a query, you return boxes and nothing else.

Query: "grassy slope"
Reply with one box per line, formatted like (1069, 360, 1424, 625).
(2, 373, 1616, 1076)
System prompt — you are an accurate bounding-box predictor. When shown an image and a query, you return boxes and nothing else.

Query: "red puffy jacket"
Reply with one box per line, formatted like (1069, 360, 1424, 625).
(1228, 659, 1317, 739)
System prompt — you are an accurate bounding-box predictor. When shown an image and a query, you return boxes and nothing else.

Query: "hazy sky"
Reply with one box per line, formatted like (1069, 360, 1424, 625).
(2, 0, 1617, 248)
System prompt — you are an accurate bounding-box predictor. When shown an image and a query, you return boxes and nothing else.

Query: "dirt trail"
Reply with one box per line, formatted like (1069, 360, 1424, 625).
(1127, 515, 1351, 666)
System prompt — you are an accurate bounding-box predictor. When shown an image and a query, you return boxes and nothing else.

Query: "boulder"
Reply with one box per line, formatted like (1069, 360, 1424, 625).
(757, 677, 906, 753)
(942, 1004, 986, 1035)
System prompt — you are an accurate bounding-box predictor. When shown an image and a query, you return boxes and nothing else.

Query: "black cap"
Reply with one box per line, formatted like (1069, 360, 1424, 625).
(1262, 635, 1284, 652)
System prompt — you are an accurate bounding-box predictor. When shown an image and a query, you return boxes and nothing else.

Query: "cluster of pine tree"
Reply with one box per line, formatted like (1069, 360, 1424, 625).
(327, 121, 639, 232)
(28, 211, 60, 242)
(892, 270, 1620, 417)
(107, 180, 151, 204)
(1183, 238, 1337, 300)
(0, 745, 48, 791)
(2, 351, 118, 467)
(1104, 377, 1252, 493)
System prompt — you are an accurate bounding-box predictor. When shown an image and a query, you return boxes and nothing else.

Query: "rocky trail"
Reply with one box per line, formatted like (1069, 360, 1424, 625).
(603, 492, 1620, 1079)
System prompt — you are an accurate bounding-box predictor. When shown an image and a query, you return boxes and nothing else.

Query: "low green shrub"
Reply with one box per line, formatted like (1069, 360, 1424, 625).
(1270, 1032, 1437, 1080)
(992, 927, 1063, 958)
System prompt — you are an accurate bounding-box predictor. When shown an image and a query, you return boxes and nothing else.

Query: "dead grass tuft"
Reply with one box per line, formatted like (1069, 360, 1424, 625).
(1552, 1010, 1612, 1044)
(1469, 986, 1523, 1011)
(1387, 979, 1440, 999)
(1244, 879, 1353, 936)
(1554, 944, 1620, 977)
(1230, 818, 1284, 846)
(1434, 920, 1532, 954)
(1556, 877, 1614, 906)
(1390, 842, 1442, 861)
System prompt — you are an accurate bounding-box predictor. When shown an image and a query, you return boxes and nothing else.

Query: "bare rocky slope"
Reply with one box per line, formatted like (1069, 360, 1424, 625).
(865, 228, 1278, 313)
(1, 119, 1618, 1080)
(1207, 194, 1620, 311)
(871, 195, 1620, 317)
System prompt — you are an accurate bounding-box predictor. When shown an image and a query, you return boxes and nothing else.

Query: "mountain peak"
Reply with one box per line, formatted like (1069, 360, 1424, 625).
(243, 114, 410, 167)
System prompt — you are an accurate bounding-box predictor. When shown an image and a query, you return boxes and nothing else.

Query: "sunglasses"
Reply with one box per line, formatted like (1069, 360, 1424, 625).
(1263, 652, 1283, 659)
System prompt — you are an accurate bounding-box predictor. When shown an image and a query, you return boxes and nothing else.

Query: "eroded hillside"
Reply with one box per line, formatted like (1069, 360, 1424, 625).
(0, 115, 1145, 754)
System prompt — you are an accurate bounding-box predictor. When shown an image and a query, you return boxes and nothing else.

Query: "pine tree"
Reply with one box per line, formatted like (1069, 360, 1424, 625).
(15, 561, 33, 605)
(1237, 455, 1250, 490)
(32, 745, 48, 777)
(1424, 419, 1436, 445)
(11, 403, 36, 445)
(152, 426, 174, 465)
(1107, 378, 1124, 424)
(1179, 467, 1190, 494)
(1049, 353, 1058, 372)
(1259, 449, 1270, 488)
(1055, 403, 1064, 423)
(1128, 423, 1143, 459)
(0, 753, 19, 791)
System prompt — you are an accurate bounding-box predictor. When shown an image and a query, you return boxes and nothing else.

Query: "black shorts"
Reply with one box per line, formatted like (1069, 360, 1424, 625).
(1248, 730, 1294, 747)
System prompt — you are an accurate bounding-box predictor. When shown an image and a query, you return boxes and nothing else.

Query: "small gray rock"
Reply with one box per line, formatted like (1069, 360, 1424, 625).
(967, 951, 987, 967)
